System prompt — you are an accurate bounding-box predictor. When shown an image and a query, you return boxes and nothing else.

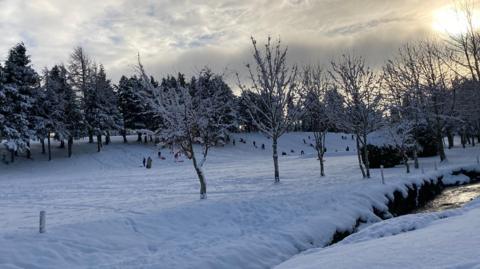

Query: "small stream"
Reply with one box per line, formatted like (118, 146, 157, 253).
(414, 182, 480, 213)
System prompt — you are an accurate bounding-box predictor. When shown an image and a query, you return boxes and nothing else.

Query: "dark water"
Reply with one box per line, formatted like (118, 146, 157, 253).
(415, 182, 480, 213)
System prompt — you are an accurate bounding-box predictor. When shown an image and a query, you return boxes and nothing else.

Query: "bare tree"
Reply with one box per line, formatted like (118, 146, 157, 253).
(445, 0, 480, 82)
(384, 44, 425, 169)
(302, 65, 331, 176)
(237, 37, 304, 183)
(330, 54, 383, 178)
(138, 61, 233, 199)
(417, 41, 455, 162)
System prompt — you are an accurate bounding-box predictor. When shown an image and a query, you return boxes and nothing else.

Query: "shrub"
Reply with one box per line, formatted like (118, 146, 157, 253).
(361, 144, 403, 168)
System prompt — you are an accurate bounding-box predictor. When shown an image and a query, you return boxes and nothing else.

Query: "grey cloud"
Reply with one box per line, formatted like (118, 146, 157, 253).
(0, 0, 453, 83)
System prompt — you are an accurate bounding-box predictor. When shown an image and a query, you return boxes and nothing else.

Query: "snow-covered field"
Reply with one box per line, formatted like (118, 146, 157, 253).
(0, 133, 479, 268)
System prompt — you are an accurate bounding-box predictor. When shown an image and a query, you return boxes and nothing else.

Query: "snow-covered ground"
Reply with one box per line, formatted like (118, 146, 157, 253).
(277, 196, 480, 269)
(0, 133, 479, 268)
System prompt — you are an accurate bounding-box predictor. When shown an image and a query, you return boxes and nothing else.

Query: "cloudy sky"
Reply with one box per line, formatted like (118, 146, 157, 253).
(0, 0, 458, 83)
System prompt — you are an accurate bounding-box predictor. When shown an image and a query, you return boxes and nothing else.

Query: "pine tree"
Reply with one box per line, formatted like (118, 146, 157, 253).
(117, 75, 145, 143)
(68, 47, 93, 142)
(0, 43, 39, 162)
(88, 65, 121, 151)
(189, 68, 237, 141)
(50, 65, 84, 157)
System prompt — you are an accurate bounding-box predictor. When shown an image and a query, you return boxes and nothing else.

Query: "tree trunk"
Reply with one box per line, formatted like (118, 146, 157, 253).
(363, 133, 370, 178)
(437, 134, 447, 162)
(447, 131, 454, 149)
(403, 151, 410, 174)
(97, 135, 102, 152)
(355, 135, 366, 178)
(105, 131, 110, 145)
(191, 152, 207, 199)
(319, 152, 325, 177)
(143, 135, 147, 144)
(26, 141, 31, 159)
(10, 149, 14, 163)
(272, 137, 280, 183)
(67, 136, 73, 158)
(137, 133, 142, 142)
(315, 132, 326, 177)
(88, 130, 94, 143)
(41, 138, 45, 154)
(461, 133, 466, 148)
(47, 133, 52, 161)
(413, 143, 419, 169)
(59, 140, 65, 148)
(122, 129, 128, 143)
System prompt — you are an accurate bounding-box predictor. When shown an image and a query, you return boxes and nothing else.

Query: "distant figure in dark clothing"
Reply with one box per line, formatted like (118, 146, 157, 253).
(346, 146, 350, 151)
(233, 139, 236, 146)
(146, 157, 152, 169)
(303, 139, 306, 144)
(261, 144, 265, 150)
(143, 157, 146, 167)
(290, 149, 295, 153)
(308, 136, 311, 139)
(300, 150, 304, 155)
(351, 135, 354, 140)
(253, 141, 256, 147)
(282, 152, 287, 156)
(158, 151, 162, 158)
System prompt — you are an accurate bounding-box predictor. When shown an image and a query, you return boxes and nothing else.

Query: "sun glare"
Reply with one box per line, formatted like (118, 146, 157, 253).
(433, 6, 480, 35)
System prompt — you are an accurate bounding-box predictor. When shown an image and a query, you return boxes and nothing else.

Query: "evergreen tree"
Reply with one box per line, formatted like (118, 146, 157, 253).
(54, 65, 84, 157)
(117, 75, 146, 143)
(88, 65, 121, 151)
(0, 43, 39, 162)
(68, 47, 93, 142)
(189, 68, 237, 140)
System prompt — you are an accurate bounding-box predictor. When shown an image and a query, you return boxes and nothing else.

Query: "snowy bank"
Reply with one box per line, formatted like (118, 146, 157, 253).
(277, 187, 480, 269)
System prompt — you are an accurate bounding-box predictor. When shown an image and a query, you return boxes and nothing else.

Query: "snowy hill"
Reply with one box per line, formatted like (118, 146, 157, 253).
(0, 132, 478, 268)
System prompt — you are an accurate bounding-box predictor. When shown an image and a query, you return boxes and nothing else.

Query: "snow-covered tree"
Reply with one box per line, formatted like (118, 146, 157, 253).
(453, 78, 480, 146)
(416, 41, 455, 162)
(138, 61, 233, 199)
(87, 65, 121, 151)
(330, 54, 383, 178)
(189, 68, 237, 137)
(0, 43, 39, 162)
(238, 37, 305, 183)
(53, 65, 84, 157)
(68, 46, 93, 142)
(301, 65, 331, 176)
(117, 75, 146, 143)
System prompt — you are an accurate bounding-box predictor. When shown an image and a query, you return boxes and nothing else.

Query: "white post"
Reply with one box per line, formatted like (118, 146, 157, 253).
(380, 165, 385, 184)
(39, 211, 46, 234)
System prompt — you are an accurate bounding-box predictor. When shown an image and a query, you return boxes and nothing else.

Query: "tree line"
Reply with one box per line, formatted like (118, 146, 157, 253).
(1, 4, 480, 199)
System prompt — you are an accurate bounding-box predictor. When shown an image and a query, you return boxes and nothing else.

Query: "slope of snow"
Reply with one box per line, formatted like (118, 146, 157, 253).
(277, 198, 480, 269)
(0, 133, 478, 268)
